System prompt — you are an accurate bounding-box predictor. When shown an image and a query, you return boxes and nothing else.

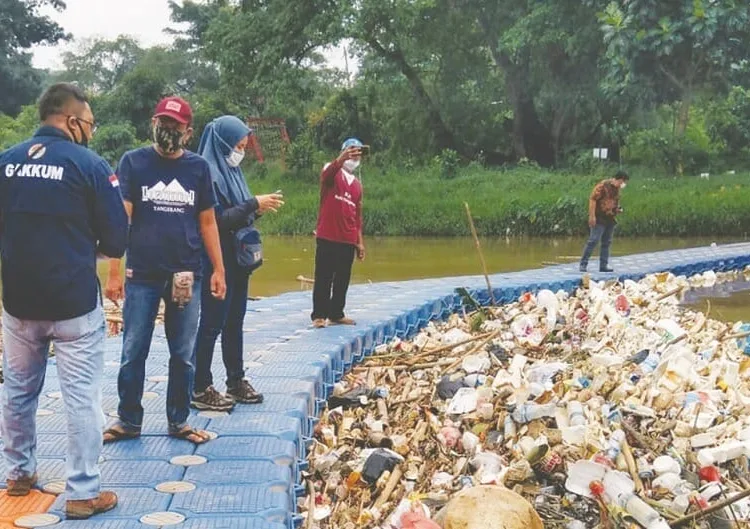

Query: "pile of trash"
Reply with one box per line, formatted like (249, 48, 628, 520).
(104, 298, 164, 336)
(302, 268, 750, 529)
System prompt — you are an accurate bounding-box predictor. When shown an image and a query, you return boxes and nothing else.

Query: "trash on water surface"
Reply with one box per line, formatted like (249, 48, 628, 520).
(302, 266, 750, 528)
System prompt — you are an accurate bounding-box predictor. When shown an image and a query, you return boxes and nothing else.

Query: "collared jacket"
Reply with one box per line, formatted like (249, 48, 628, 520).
(0, 126, 128, 320)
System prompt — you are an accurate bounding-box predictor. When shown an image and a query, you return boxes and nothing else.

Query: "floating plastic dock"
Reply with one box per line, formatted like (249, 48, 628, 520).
(1, 242, 750, 528)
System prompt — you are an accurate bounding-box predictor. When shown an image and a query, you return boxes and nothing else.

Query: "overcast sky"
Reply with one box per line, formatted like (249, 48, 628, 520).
(31, 0, 352, 73)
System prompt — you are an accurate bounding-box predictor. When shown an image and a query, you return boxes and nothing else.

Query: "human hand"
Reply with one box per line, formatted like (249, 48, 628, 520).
(105, 274, 124, 304)
(210, 270, 227, 299)
(357, 244, 365, 261)
(336, 146, 362, 165)
(256, 193, 285, 214)
(588, 216, 596, 228)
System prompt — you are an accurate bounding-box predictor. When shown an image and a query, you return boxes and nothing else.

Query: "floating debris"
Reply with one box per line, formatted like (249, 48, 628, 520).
(302, 267, 750, 528)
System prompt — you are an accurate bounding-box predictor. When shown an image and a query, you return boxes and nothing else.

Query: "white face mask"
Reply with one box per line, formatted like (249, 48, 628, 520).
(620, 182, 627, 189)
(226, 149, 245, 168)
(343, 159, 360, 172)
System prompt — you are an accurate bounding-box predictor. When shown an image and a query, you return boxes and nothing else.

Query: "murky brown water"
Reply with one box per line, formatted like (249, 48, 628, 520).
(92, 235, 750, 322)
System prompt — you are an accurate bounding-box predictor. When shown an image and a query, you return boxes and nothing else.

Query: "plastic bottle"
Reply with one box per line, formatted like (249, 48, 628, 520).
(606, 430, 626, 462)
(640, 351, 661, 374)
(567, 401, 587, 426)
(512, 402, 557, 424)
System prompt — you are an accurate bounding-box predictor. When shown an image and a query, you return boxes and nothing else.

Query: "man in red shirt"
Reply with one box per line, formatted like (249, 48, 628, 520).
(311, 138, 365, 328)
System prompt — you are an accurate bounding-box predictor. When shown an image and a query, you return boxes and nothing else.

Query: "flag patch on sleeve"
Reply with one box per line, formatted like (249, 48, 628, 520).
(109, 174, 119, 187)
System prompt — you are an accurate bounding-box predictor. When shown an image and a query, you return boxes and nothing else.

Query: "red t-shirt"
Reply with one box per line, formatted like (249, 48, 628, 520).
(315, 160, 362, 245)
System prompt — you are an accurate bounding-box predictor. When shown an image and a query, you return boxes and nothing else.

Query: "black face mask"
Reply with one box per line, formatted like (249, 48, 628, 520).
(153, 124, 184, 154)
(67, 118, 89, 148)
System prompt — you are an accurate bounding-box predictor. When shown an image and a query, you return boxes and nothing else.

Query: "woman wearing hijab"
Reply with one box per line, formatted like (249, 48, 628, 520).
(191, 115, 284, 411)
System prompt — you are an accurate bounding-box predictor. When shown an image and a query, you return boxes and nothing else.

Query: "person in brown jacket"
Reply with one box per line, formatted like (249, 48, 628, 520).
(579, 169, 629, 272)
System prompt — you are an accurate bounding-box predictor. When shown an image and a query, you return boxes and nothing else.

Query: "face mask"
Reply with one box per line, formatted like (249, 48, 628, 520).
(153, 124, 185, 154)
(620, 183, 627, 189)
(343, 159, 360, 172)
(67, 118, 89, 148)
(226, 149, 245, 168)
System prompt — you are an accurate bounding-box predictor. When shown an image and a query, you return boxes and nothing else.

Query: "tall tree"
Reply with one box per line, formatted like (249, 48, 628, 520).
(0, 0, 68, 115)
(598, 0, 750, 136)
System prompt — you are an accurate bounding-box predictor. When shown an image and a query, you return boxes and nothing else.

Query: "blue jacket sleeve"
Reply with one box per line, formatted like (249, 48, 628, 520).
(91, 158, 128, 258)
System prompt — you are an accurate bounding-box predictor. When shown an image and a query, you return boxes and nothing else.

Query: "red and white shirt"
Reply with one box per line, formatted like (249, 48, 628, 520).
(315, 160, 362, 245)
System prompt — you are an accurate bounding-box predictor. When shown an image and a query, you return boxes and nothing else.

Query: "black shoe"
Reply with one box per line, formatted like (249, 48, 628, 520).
(191, 385, 235, 411)
(227, 379, 264, 404)
(600, 267, 614, 273)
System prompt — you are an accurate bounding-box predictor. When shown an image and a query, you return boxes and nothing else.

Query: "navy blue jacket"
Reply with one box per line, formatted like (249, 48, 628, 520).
(0, 126, 128, 320)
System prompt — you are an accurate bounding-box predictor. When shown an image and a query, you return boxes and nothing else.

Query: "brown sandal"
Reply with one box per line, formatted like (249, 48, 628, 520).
(102, 425, 140, 444)
(169, 426, 212, 445)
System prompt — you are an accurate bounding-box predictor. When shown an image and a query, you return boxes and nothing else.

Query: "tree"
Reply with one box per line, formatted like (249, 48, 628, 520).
(598, 0, 750, 136)
(56, 35, 144, 93)
(0, 0, 68, 115)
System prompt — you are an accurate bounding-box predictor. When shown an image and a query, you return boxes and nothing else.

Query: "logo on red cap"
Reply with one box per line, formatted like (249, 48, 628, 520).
(154, 97, 192, 124)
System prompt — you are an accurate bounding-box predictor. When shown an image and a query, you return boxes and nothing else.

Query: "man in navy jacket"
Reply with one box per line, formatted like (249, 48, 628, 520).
(0, 83, 127, 518)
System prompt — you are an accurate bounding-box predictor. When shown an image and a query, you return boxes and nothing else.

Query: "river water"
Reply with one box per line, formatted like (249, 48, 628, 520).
(132, 235, 747, 323)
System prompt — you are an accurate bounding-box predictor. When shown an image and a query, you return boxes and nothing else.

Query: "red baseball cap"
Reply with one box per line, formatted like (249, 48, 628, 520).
(153, 96, 193, 124)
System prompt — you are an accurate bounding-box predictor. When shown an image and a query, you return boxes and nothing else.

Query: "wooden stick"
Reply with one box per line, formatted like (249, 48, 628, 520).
(373, 465, 403, 510)
(296, 274, 314, 284)
(621, 437, 644, 493)
(669, 487, 750, 527)
(305, 480, 316, 529)
(655, 286, 684, 302)
(377, 399, 389, 422)
(464, 202, 496, 306)
(441, 330, 499, 375)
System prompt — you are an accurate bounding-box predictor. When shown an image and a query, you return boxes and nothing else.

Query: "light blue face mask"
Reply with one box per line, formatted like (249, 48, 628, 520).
(226, 149, 245, 168)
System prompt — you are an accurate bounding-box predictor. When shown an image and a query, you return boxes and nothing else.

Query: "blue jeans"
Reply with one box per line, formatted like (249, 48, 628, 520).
(116, 278, 200, 431)
(1, 306, 105, 500)
(194, 256, 250, 393)
(580, 222, 616, 269)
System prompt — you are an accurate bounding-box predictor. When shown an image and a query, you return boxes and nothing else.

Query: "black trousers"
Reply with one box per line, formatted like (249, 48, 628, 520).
(311, 238, 356, 320)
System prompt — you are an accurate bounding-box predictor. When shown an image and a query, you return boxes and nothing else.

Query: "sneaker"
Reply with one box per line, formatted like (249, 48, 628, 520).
(312, 318, 327, 328)
(227, 379, 264, 404)
(600, 267, 614, 273)
(330, 316, 356, 325)
(66, 490, 118, 519)
(7, 472, 37, 496)
(191, 386, 235, 411)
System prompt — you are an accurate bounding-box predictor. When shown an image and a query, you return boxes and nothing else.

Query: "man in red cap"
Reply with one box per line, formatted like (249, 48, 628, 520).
(103, 96, 227, 445)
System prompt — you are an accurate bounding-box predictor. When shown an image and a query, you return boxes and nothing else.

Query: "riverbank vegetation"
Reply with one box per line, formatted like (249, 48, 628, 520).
(3, 1, 750, 237)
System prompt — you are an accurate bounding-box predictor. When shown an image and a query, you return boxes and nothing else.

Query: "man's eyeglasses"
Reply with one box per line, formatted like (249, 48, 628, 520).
(66, 115, 98, 134)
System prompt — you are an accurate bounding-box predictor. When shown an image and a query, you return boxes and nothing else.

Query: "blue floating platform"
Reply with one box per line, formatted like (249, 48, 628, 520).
(206, 413, 304, 458)
(100, 434, 196, 461)
(177, 518, 287, 529)
(169, 485, 289, 524)
(229, 394, 312, 436)
(99, 460, 184, 487)
(184, 459, 294, 497)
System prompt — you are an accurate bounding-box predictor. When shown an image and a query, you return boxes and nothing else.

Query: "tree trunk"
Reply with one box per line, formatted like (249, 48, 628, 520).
(365, 37, 462, 155)
(675, 88, 692, 137)
(474, 14, 554, 166)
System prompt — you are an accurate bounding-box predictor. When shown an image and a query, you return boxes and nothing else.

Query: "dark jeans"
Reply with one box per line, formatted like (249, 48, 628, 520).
(312, 238, 356, 321)
(117, 277, 200, 430)
(580, 222, 616, 269)
(194, 255, 250, 393)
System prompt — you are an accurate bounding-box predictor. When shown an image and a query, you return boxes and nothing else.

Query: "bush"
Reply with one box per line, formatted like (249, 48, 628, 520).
(434, 148, 461, 179)
(286, 132, 315, 178)
(90, 122, 143, 166)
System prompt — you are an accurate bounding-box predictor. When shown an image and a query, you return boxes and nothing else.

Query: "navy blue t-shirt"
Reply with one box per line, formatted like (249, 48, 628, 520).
(0, 126, 128, 320)
(117, 147, 216, 279)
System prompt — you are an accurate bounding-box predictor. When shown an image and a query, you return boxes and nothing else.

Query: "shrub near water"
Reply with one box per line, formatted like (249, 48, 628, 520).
(248, 162, 750, 237)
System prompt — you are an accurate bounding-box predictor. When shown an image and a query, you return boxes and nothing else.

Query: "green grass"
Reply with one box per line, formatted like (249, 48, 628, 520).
(242, 161, 750, 237)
